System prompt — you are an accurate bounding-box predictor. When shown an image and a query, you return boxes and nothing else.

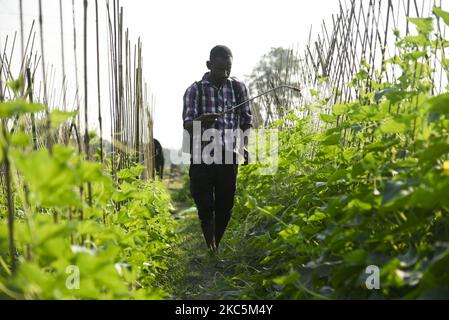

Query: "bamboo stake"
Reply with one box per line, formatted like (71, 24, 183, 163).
(72, 0, 81, 142)
(38, 0, 52, 154)
(83, 0, 93, 208)
(59, 0, 67, 112)
(1, 121, 15, 273)
(8, 32, 17, 83)
(95, 0, 104, 164)
(20, 21, 36, 80)
(19, 0, 24, 80)
(26, 68, 38, 150)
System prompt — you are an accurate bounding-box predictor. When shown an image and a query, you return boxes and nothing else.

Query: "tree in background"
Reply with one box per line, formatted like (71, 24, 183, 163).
(246, 47, 302, 127)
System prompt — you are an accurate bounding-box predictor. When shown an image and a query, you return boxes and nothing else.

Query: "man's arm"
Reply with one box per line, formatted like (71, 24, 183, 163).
(183, 84, 199, 133)
(183, 83, 220, 134)
(184, 114, 220, 133)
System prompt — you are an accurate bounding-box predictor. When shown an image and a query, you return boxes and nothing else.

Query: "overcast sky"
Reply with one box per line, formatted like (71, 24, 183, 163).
(1, 0, 350, 149)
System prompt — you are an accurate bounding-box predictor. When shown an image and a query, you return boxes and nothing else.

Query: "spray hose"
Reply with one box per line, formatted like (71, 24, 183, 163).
(218, 84, 302, 116)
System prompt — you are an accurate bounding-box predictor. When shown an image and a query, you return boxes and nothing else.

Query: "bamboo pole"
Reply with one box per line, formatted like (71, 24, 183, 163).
(19, 0, 24, 81)
(1, 122, 15, 273)
(72, 0, 81, 141)
(26, 68, 38, 150)
(59, 0, 67, 112)
(95, 0, 104, 164)
(38, 0, 52, 155)
(83, 0, 93, 208)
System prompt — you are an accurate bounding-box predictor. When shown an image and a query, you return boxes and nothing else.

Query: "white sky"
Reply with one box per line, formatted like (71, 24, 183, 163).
(0, 0, 342, 149)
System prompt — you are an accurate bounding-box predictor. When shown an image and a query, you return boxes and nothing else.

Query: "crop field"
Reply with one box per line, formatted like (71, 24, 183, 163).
(1, 0, 449, 301)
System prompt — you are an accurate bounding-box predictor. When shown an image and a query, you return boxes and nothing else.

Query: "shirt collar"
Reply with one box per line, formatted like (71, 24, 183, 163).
(201, 72, 233, 88)
(202, 72, 211, 82)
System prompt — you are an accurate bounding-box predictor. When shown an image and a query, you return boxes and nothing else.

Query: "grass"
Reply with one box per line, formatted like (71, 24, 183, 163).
(163, 176, 251, 300)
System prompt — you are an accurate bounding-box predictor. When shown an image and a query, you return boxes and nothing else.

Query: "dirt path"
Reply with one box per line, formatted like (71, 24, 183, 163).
(165, 178, 241, 300)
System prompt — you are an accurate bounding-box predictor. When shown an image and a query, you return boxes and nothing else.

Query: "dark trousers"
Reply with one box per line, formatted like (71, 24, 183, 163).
(189, 160, 239, 248)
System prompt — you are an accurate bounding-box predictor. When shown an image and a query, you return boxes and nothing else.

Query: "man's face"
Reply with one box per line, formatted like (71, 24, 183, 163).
(208, 54, 233, 82)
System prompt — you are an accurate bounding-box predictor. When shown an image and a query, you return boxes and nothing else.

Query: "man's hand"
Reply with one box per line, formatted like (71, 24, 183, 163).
(195, 113, 220, 128)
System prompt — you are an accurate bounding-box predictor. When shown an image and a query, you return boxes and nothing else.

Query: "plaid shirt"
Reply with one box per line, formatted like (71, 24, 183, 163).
(183, 72, 252, 154)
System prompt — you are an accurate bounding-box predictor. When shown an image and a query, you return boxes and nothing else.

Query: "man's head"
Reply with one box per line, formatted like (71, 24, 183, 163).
(207, 45, 233, 84)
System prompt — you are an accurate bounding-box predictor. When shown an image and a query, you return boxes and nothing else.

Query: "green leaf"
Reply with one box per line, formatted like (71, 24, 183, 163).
(0, 99, 46, 118)
(351, 105, 386, 122)
(11, 132, 31, 146)
(272, 270, 300, 286)
(361, 153, 378, 172)
(327, 169, 348, 183)
(345, 249, 368, 265)
(320, 113, 335, 123)
(418, 244, 449, 293)
(365, 139, 400, 152)
(382, 181, 413, 206)
(442, 57, 449, 70)
(332, 103, 349, 116)
(374, 87, 408, 104)
(50, 110, 77, 127)
(355, 69, 369, 81)
(117, 165, 145, 180)
(308, 211, 327, 222)
(53, 144, 75, 163)
(79, 161, 104, 182)
(318, 76, 329, 85)
(407, 17, 434, 34)
(427, 93, 449, 114)
(11, 147, 81, 208)
(403, 50, 428, 61)
(346, 199, 372, 212)
(322, 132, 341, 145)
(6, 76, 25, 94)
(378, 118, 407, 134)
(402, 34, 430, 47)
(418, 139, 449, 163)
(278, 224, 300, 241)
(433, 6, 449, 27)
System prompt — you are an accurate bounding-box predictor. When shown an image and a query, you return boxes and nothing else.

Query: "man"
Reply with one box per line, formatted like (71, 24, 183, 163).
(153, 138, 164, 179)
(182, 45, 252, 253)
